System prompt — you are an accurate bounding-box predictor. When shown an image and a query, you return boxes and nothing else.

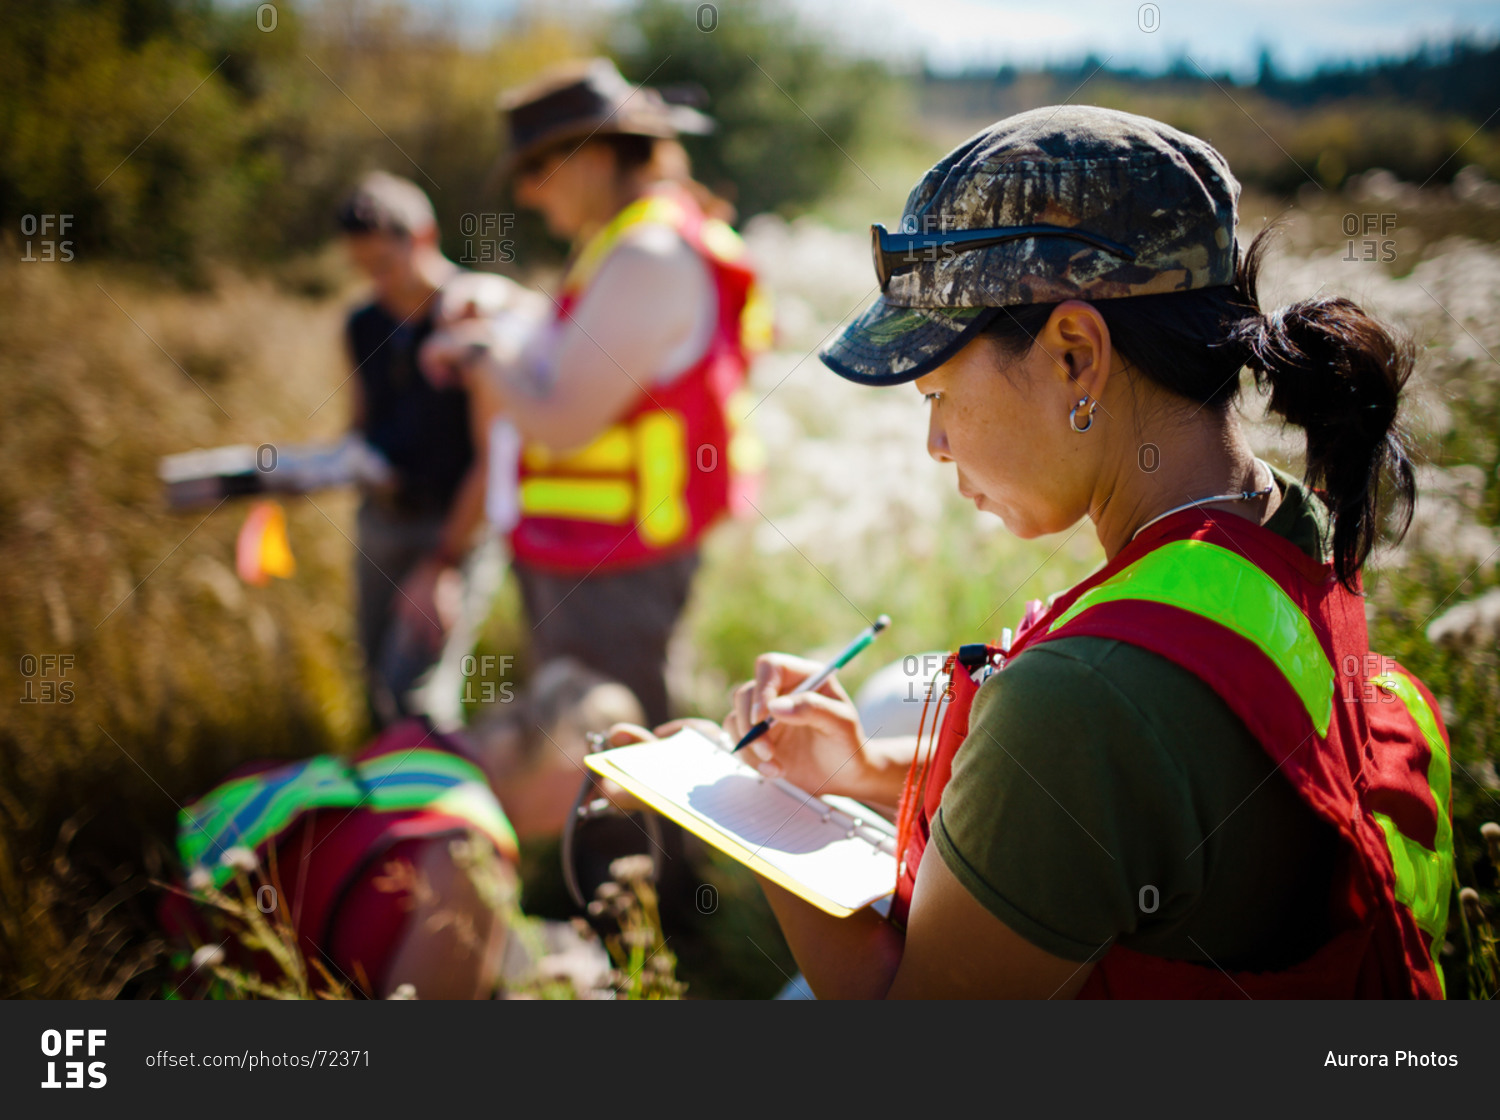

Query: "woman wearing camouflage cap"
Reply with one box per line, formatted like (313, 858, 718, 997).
(631, 106, 1453, 998)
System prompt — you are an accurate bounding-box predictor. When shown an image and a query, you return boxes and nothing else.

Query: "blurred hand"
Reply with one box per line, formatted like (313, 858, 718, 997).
(434, 272, 524, 326)
(395, 557, 449, 652)
(421, 278, 546, 392)
(418, 318, 494, 390)
(724, 653, 870, 796)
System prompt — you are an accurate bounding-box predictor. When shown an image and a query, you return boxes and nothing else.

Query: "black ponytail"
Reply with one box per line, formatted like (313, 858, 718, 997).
(1227, 227, 1416, 589)
(982, 223, 1417, 590)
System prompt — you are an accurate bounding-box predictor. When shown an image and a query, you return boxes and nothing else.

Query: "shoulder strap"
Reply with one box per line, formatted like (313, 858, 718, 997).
(561, 188, 697, 299)
(1044, 535, 1337, 737)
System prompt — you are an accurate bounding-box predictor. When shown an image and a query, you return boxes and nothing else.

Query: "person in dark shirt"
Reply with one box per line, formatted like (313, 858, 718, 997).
(337, 172, 491, 725)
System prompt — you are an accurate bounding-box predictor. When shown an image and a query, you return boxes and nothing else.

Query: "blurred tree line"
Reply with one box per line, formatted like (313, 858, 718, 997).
(610, 0, 897, 220)
(923, 36, 1500, 195)
(5, 0, 1497, 280)
(0, 0, 897, 281)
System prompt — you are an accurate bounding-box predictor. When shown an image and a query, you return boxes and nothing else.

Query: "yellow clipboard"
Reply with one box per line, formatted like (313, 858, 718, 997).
(584, 729, 896, 918)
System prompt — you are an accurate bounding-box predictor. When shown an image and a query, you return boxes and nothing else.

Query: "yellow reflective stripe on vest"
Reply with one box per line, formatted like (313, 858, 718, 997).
(699, 216, 747, 262)
(1048, 539, 1335, 736)
(740, 280, 774, 355)
(522, 425, 633, 473)
(520, 411, 693, 545)
(1371, 671, 1454, 992)
(635, 410, 688, 545)
(563, 194, 690, 296)
(520, 477, 634, 523)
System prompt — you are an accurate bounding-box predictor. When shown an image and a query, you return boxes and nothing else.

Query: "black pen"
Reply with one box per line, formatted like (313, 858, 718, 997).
(731, 615, 890, 753)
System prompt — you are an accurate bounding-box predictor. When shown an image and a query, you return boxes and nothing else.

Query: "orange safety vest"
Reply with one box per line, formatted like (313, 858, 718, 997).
(510, 183, 769, 573)
(893, 507, 1454, 998)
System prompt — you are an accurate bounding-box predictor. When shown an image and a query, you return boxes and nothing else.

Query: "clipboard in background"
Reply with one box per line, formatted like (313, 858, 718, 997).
(584, 728, 897, 917)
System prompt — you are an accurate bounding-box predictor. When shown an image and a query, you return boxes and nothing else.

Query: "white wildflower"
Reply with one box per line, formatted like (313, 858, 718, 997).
(220, 846, 258, 874)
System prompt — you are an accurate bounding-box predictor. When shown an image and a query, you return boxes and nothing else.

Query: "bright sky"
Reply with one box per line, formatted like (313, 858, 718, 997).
(796, 0, 1500, 78)
(423, 0, 1500, 80)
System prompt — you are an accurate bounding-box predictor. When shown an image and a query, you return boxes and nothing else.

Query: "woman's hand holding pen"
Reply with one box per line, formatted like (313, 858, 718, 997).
(724, 653, 870, 797)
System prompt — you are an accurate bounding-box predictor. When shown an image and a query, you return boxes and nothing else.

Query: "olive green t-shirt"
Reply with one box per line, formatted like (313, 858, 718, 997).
(931, 466, 1343, 970)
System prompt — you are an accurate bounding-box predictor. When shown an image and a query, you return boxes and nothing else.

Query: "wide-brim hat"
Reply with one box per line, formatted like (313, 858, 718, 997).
(491, 58, 714, 184)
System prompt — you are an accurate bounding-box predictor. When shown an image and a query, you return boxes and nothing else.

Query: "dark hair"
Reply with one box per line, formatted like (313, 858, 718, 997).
(516, 132, 659, 181)
(981, 224, 1416, 590)
(592, 132, 659, 174)
(335, 171, 436, 238)
(516, 132, 737, 223)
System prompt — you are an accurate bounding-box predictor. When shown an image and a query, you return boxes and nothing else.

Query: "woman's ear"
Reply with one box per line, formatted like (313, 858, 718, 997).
(1045, 300, 1114, 399)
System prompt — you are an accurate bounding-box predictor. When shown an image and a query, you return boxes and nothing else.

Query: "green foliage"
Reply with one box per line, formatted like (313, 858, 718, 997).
(0, 0, 590, 279)
(920, 39, 1500, 196)
(612, 0, 903, 219)
(0, 0, 259, 276)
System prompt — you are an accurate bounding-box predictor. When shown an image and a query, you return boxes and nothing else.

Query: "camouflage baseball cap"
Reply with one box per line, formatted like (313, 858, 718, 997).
(819, 105, 1241, 386)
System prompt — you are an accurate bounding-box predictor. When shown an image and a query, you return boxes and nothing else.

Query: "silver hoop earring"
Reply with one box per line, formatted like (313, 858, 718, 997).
(1069, 396, 1096, 433)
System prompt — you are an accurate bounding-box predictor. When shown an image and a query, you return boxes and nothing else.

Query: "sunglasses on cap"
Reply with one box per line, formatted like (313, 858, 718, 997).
(870, 222, 1138, 290)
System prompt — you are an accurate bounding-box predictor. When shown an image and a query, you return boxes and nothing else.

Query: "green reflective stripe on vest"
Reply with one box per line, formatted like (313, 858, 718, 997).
(178, 749, 517, 889)
(1372, 814, 1448, 940)
(1048, 539, 1334, 735)
(1371, 672, 1454, 991)
(358, 750, 519, 856)
(179, 756, 358, 877)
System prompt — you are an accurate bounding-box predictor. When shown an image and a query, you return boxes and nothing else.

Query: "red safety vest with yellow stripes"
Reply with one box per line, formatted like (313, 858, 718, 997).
(510, 183, 769, 573)
(893, 508, 1454, 998)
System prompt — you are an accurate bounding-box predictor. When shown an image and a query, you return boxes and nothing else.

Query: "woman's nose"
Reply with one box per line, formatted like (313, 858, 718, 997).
(927, 412, 951, 463)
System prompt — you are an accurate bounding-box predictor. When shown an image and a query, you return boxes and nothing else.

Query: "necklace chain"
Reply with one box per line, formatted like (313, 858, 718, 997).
(1128, 458, 1275, 544)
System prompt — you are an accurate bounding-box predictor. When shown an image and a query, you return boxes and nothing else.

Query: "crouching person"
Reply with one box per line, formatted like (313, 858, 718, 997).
(159, 660, 642, 998)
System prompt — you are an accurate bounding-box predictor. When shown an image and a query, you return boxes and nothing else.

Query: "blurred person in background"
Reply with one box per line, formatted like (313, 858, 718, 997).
(160, 659, 642, 999)
(338, 172, 524, 727)
(420, 58, 769, 728)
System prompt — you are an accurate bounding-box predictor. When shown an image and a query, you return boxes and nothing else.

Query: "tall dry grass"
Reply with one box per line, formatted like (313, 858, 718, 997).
(0, 253, 369, 996)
